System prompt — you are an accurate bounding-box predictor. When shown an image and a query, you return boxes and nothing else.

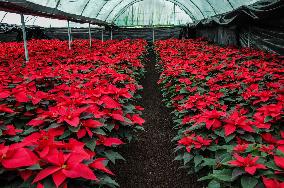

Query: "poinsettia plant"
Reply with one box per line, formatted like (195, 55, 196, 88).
(155, 38, 284, 188)
(0, 39, 146, 188)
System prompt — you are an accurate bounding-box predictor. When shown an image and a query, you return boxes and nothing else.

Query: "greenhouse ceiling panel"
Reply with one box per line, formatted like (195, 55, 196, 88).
(0, 0, 261, 27)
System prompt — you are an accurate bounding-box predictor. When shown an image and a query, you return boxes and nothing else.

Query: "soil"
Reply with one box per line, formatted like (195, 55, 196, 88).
(114, 43, 201, 188)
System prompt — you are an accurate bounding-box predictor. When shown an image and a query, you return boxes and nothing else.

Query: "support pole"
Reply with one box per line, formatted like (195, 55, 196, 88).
(152, 26, 155, 43)
(110, 28, 113, 40)
(88, 23, 92, 48)
(20, 13, 29, 62)
(101, 29, 104, 43)
(248, 25, 251, 48)
(67, 20, 71, 49)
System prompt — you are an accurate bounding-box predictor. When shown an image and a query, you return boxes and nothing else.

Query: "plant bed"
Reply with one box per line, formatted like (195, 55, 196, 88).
(0, 39, 146, 188)
(155, 38, 284, 188)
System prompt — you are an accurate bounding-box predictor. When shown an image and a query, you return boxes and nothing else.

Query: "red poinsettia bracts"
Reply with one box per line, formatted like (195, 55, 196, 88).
(0, 39, 146, 187)
(156, 38, 284, 188)
(229, 154, 267, 175)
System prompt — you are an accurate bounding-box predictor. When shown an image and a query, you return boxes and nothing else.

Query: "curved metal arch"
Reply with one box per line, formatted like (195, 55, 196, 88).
(187, 0, 205, 18)
(54, 0, 61, 9)
(110, 0, 197, 23)
(79, 0, 236, 24)
(0, 12, 8, 23)
(204, 0, 217, 15)
(227, 0, 234, 9)
(107, 0, 205, 22)
(80, 0, 92, 16)
(104, 0, 125, 21)
(95, 0, 110, 18)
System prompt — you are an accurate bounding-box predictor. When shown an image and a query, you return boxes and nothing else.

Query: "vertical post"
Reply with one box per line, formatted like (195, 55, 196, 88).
(101, 29, 104, 43)
(110, 28, 113, 40)
(88, 23, 92, 48)
(20, 13, 29, 62)
(152, 26, 155, 43)
(67, 20, 71, 49)
(248, 25, 251, 48)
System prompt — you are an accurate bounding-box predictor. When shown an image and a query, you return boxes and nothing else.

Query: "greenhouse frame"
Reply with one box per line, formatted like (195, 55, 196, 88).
(0, 0, 283, 188)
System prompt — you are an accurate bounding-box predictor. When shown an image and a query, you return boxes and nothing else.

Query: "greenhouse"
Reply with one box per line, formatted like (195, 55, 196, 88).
(0, 0, 283, 188)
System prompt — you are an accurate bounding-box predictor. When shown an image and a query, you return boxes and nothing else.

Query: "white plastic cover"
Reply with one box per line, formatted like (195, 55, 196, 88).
(0, 0, 261, 27)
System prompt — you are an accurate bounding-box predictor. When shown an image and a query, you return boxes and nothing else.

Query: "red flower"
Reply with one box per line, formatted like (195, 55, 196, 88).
(233, 144, 248, 153)
(132, 114, 145, 126)
(262, 177, 284, 188)
(199, 110, 225, 130)
(0, 104, 14, 113)
(0, 144, 38, 169)
(224, 111, 254, 136)
(100, 95, 121, 109)
(57, 107, 88, 127)
(229, 154, 266, 175)
(90, 158, 114, 175)
(33, 150, 97, 187)
(97, 136, 124, 147)
(259, 145, 274, 155)
(3, 125, 23, 136)
(193, 135, 212, 149)
(274, 156, 284, 169)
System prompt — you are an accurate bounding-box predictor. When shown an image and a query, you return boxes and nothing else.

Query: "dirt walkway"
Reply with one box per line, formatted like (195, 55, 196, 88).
(114, 44, 199, 188)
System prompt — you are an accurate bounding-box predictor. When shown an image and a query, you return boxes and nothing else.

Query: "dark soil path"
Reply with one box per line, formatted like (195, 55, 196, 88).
(114, 43, 199, 188)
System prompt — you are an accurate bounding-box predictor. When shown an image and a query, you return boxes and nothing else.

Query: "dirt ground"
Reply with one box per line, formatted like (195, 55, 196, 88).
(114, 44, 201, 188)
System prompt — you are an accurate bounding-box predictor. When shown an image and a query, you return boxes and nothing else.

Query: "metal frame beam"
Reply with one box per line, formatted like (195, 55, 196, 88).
(111, 0, 197, 23)
(67, 20, 72, 49)
(20, 13, 29, 62)
(80, 0, 91, 16)
(0, 0, 111, 26)
(88, 23, 92, 48)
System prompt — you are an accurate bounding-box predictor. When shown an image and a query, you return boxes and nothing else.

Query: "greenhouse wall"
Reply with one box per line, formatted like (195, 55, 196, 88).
(182, 0, 284, 55)
(0, 25, 182, 42)
(190, 16, 284, 55)
(195, 26, 238, 46)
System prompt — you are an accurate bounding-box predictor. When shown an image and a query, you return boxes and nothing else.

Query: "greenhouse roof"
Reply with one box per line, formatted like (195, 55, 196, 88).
(0, 0, 266, 27)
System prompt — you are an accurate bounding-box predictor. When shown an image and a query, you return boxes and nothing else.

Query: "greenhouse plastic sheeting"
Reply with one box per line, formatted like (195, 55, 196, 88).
(188, 0, 284, 27)
(0, 0, 110, 26)
(0, 0, 262, 27)
(184, 0, 284, 55)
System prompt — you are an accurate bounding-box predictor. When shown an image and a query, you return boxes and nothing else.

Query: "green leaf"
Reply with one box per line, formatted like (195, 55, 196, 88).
(59, 130, 71, 139)
(212, 169, 233, 182)
(99, 175, 119, 188)
(208, 180, 220, 188)
(134, 126, 145, 131)
(105, 123, 115, 132)
(202, 158, 216, 166)
(231, 168, 245, 181)
(194, 155, 203, 167)
(224, 134, 235, 143)
(198, 174, 213, 181)
(103, 150, 125, 164)
(93, 128, 106, 135)
(276, 149, 284, 157)
(183, 153, 193, 165)
(264, 116, 273, 123)
(86, 139, 96, 151)
(26, 164, 42, 170)
(21, 127, 37, 136)
(9, 136, 21, 142)
(174, 154, 183, 161)
(241, 176, 258, 188)
(46, 123, 61, 129)
(240, 134, 255, 142)
(68, 125, 80, 133)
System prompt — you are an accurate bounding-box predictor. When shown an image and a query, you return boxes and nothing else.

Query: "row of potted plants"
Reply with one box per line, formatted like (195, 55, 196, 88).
(0, 39, 146, 188)
(155, 38, 284, 188)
